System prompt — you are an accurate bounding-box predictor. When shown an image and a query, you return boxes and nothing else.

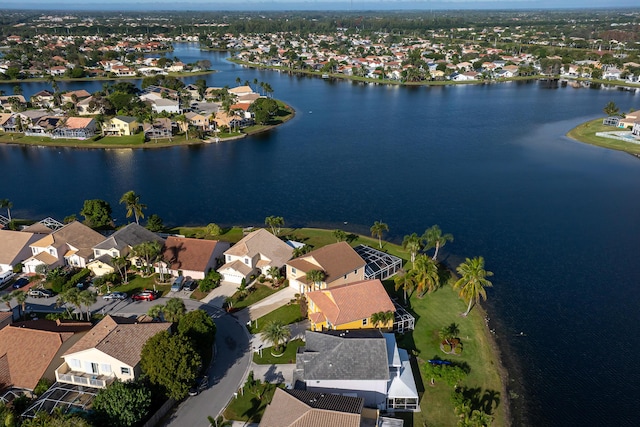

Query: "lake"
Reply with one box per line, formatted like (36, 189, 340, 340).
(2, 44, 640, 426)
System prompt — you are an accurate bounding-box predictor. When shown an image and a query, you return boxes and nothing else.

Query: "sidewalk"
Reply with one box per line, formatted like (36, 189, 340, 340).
(233, 286, 298, 324)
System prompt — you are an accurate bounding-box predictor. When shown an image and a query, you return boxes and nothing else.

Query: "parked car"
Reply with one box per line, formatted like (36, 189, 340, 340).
(132, 290, 160, 301)
(186, 278, 198, 291)
(12, 278, 29, 289)
(188, 375, 209, 396)
(28, 288, 54, 298)
(103, 292, 128, 300)
(171, 276, 185, 292)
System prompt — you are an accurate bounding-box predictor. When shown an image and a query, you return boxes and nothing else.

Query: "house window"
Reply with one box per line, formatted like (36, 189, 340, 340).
(291, 267, 296, 274)
(121, 367, 131, 375)
(354, 269, 358, 275)
(69, 358, 81, 368)
(100, 364, 112, 373)
(226, 255, 231, 262)
(362, 318, 368, 326)
(244, 258, 250, 265)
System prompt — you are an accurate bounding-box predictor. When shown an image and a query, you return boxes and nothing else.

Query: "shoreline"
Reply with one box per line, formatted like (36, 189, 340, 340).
(566, 117, 640, 156)
(0, 70, 216, 84)
(0, 103, 295, 150)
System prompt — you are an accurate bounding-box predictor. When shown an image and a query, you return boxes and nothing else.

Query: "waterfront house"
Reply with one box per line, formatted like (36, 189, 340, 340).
(228, 85, 254, 97)
(30, 90, 55, 108)
(52, 117, 96, 139)
(185, 111, 211, 130)
(143, 118, 174, 139)
(22, 221, 104, 273)
(155, 236, 229, 280)
(25, 116, 64, 137)
(286, 242, 366, 293)
(0, 95, 27, 112)
(0, 230, 46, 275)
(88, 223, 164, 277)
(18, 110, 48, 128)
(218, 228, 293, 284)
(148, 97, 181, 114)
(306, 279, 396, 332)
(618, 111, 640, 129)
(76, 96, 103, 115)
(102, 116, 139, 136)
(55, 315, 170, 388)
(294, 330, 419, 411)
(0, 113, 17, 132)
(60, 90, 91, 105)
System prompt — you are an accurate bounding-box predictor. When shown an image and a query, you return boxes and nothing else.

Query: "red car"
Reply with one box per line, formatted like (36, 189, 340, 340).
(132, 290, 160, 301)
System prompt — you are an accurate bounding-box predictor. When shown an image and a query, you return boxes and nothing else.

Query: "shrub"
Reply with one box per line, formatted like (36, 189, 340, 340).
(454, 346, 463, 355)
(34, 378, 52, 396)
(12, 263, 23, 273)
(443, 344, 452, 353)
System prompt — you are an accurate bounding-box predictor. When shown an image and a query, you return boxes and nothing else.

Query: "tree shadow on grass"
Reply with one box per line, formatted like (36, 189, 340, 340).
(459, 386, 501, 415)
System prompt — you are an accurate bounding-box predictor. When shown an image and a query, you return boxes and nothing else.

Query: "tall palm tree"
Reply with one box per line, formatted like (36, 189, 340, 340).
(394, 269, 417, 304)
(119, 190, 147, 225)
(1, 292, 14, 312)
(305, 269, 326, 292)
(175, 114, 189, 140)
(370, 220, 389, 249)
(454, 256, 494, 317)
(402, 233, 422, 265)
(423, 225, 454, 261)
(0, 199, 13, 221)
(371, 311, 395, 330)
(57, 287, 81, 319)
(412, 255, 440, 297)
(267, 266, 280, 284)
(78, 290, 97, 321)
(12, 290, 28, 318)
(132, 241, 161, 276)
(261, 320, 291, 354)
(163, 297, 186, 322)
(264, 216, 285, 236)
(332, 229, 347, 242)
(147, 304, 165, 320)
(112, 255, 129, 284)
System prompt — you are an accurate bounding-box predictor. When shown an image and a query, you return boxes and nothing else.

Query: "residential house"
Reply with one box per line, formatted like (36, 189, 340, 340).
(167, 61, 185, 72)
(51, 117, 96, 139)
(228, 85, 254, 97)
(218, 228, 293, 284)
(306, 279, 396, 331)
(48, 66, 67, 76)
(185, 111, 211, 130)
(102, 116, 139, 136)
(143, 118, 174, 140)
(60, 90, 91, 105)
(155, 236, 229, 280)
(55, 315, 171, 388)
(0, 113, 17, 132)
(149, 97, 181, 114)
(76, 96, 103, 115)
(632, 122, 640, 138)
(0, 320, 91, 392)
(0, 312, 11, 331)
(23, 221, 105, 273)
(0, 230, 46, 275)
(88, 223, 164, 277)
(25, 116, 63, 137)
(18, 110, 49, 128)
(286, 242, 366, 293)
(0, 95, 27, 112)
(294, 330, 419, 411)
(260, 388, 366, 427)
(618, 111, 640, 129)
(183, 84, 202, 101)
(30, 90, 55, 108)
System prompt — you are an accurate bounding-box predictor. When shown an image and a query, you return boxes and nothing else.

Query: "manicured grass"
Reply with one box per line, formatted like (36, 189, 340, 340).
(190, 288, 209, 300)
(228, 283, 283, 311)
(222, 381, 280, 423)
(167, 226, 245, 243)
(566, 118, 640, 155)
(109, 273, 171, 297)
(248, 303, 304, 334)
(252, 339, 305, 365)
(391, 281, 507, 427)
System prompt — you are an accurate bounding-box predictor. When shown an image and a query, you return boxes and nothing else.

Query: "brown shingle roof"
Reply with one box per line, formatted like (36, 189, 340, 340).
(287, 242, 366, 285)
(260, 388, 362, 427)
(0, 325, 72, 391)
(63, 117, 94, 129)
(307, 279, 395, 326)
(161, 236, 220, 273)
(0, 230, 42, 265)
(225, 229, 293, 266)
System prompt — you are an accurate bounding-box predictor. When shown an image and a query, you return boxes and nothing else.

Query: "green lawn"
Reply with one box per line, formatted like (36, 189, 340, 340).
(566, 118, 640, 155)
(167, 226, 245, 243)
(223, 381, 280, 423)
(109, 273, 171, 297)
(248, 303, 304, 334)
(252, 339, 305, 365)
(228, 283, 283, 311)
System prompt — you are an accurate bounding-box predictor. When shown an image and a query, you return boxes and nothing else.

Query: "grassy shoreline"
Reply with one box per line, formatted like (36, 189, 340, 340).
(0, 70, 216, 84)
(566, 118, 640, 156)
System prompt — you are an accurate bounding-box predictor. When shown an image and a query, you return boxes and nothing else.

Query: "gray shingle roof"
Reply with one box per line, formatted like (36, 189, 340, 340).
(297, 330, 389, 381)
(93, 223, 164, 252)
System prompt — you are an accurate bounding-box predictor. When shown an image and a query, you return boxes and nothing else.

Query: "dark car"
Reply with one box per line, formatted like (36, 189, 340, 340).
(188, 375, 209, 396)
(28, 288, 54, 298)
(184, 278, 197, 291)
(12, 278, 29, 289)
(132, 290, 160, 301)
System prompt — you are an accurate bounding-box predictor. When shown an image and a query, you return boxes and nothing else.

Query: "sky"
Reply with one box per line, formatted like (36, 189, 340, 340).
(3, 0, 636, 12)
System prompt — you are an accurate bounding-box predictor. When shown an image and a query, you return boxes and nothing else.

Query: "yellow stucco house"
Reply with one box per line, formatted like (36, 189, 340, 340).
(306, 279, 396, 332)
(102, 116, 139, 136)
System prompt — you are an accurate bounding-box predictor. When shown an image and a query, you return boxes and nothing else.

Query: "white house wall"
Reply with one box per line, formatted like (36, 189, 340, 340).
(62, 348, 136, 382)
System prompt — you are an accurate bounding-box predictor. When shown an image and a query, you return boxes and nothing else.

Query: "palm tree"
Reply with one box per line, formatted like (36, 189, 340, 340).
(261, 320, 291, 354)
(0, 199, 13, 221)
(264, 216, 284, 236)
(332, 229, 347, 242)
(402, 233, 422, 265)
(305, 270, 326, 293)
(12, 290, 28, 318)
(423, 225, 454, 261)
(175, 114, 189, 140)
(1, 292, 14, 312)
(370, 220, 389, 249)
(132, 241, 161, 276)
(454, 256, 494, 317)
(57, 287, 81, 319)
(119, 190, 147, 225)
(267, 266, 280, 284)
(78, 290, 97, 321)
(439, 322, 460, 348)
(371, 311, 395, 330)
(412, 255, 440, 297)
(112, 255, 129, 284)
(147, 303, 165, 320)
(237, 279, 249, 299)
(163, 297, 186, 322)
(394, 269, 417, 304)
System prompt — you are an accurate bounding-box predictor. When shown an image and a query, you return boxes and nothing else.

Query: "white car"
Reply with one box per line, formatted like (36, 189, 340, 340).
(102, 292, 128, 300)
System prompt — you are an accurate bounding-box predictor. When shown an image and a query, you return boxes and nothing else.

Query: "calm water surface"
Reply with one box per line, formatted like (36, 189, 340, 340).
(2, 45, 640, 426)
